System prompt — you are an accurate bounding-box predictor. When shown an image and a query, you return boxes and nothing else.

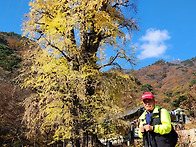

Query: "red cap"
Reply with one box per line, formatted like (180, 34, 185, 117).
(142, 92, 154, 100)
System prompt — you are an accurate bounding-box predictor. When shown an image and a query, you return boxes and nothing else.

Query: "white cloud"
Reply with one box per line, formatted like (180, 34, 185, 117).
(137, 28, 171, 59)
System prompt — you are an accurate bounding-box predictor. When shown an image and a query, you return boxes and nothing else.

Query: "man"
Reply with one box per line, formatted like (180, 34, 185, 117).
(139, 92, 177, 147)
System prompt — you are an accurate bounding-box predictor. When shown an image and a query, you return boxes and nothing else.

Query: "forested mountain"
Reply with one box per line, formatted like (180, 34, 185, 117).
(0, 32, 195, 145)
(134, 58, 196, 110)
(0, 32, 33, 146)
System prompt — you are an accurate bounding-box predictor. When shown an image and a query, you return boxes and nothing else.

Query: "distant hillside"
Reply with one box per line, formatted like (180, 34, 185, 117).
(135, 58, 195, 90)
(133, 58, 196, 110)
(0, 32, 33, 146)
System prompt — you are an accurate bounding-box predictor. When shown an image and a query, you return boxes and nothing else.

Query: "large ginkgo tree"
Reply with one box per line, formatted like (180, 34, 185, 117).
(22, 0, 138, 146)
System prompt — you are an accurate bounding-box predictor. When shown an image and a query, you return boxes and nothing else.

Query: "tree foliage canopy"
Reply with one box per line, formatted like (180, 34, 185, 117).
(23, 0, 138, 68)
(22, 0, 138, 145)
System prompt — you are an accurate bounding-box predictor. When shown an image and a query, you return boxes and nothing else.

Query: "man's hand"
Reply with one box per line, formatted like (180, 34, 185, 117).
(143, 124, 153, 132)
(140, 126, 145, 133)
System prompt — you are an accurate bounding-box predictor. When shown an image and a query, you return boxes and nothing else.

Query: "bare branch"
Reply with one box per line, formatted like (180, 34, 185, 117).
(112, 1, 135, 8)
(43, 37, 72, 62)
(98, 52, 120, 69)
(35, 9, 54, 19)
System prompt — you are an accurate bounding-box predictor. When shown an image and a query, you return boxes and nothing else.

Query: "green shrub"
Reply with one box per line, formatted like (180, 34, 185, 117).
(189, 79, 196, 87)
(172, 95, 187, 108)
(164, 92, 173, 97)
(146, 74, 155, 79)
(182, 59, 194, 67)
(140, 84, 153, 92)
(179, 95, 187, 101)
(0, 44, 21, 71)
(181, 69, 188, 73)
(0, 36, 7, 44)
(167, 62, 177, 66)
(153, 59, 165, 65)
(164, 98, 170, 103)
(173, 91, 181, 96)
(190, 57, 196, 61)
(0, 44, 13, 56)
(172, 99, 180, 107)
(176, 66, 183, 69)
(129, 76, 141, 85)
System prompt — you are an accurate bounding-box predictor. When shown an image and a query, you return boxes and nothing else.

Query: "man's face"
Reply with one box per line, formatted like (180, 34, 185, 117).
(143, 99, 155, 112)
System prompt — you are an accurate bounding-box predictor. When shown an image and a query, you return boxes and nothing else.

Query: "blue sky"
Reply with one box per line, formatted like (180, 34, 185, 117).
(132, 0, 196, 69)
(0, 0, 195, 70)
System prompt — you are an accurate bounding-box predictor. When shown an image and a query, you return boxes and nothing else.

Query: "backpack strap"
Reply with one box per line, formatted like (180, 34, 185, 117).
(158, 107, 162, 122)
